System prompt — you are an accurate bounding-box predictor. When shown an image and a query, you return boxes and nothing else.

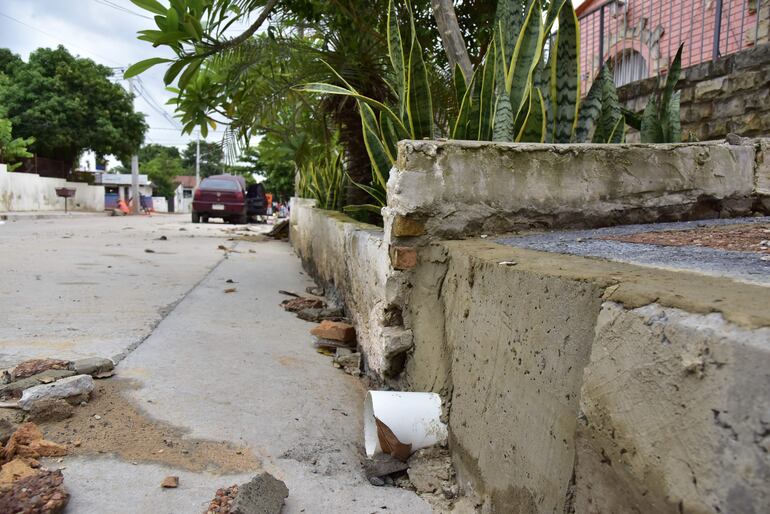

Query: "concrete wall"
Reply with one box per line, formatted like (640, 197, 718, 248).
(292, 140, 770, 513)
(151, 197, 169, 213)
(290, 199, 413, 376)
(618, 44, 770, 142)
(386, 139, 765, 239)
(0, 164, 105, 212)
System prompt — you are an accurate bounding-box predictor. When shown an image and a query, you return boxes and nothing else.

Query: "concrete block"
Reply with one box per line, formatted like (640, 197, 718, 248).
(575, 302, 770, 513)
(694, 77, 726, 99)
(756, 138, 770, 195)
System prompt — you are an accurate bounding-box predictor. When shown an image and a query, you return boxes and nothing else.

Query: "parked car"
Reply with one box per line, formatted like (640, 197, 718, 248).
(246, 183, 268, 222)
(192, 175, 248, 224)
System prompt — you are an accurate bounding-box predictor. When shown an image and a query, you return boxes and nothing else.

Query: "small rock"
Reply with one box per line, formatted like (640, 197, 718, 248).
(407, 447, 453, 494)
(305, 286, 325, 296)
(232, 472, 289, 514)
(35, 369, 77, 384)
(369, 476, 385, 486)
(0, 376, 42, 399)
(0, 418, 16, 445)
(281, 297, 325, 312)
(145, 249, 155, 253)
(0, 458, 37, 485)
(28, 399, 74, 423)
(19, 375, 95, 411)
(296, 307, 345, 323)
(71, 357, 114, 377)
(161, 476, 179, 488)
(158, 235, 168, 240)
(93, 414, 102, 420)
(224, 288, 237, 293)
(310, 320, 356, 343)
(363, 454, 410, 479)
(73, 440, 81, 447)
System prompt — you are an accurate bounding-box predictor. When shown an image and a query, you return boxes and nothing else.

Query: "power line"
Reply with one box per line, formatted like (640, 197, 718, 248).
(0, 10, 121, 65)
(90, 0, 152, 20)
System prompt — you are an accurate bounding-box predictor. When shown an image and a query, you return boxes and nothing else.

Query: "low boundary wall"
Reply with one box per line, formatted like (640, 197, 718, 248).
(0, 164, 105, 212)
(291, 139, 770, 513)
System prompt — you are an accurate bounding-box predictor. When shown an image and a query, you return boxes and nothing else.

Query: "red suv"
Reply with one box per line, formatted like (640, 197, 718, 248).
(192, 175, 248, 224)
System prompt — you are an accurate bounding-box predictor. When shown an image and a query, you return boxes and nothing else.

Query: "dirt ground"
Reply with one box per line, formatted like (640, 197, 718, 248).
(40, 378, 260, 474)
(601, 223, 770, 253)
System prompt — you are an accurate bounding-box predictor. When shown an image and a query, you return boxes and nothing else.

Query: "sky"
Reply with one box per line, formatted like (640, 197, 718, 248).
(0, 0, 252, 170)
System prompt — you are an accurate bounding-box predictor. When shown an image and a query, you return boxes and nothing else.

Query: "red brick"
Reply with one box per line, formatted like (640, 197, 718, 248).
(310, 320, 356, 343)
(391, 246, 418, 270)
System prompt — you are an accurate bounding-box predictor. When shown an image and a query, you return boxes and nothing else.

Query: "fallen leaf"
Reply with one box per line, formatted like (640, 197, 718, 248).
(224, 288, 237, 293)
(375, 417, 412, 462)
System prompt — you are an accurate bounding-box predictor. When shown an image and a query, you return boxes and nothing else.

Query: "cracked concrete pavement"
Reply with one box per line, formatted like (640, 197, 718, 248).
(0, 214, 431, 513)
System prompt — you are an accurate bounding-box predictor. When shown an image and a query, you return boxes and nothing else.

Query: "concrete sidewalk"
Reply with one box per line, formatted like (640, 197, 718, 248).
(0, 211, 107, 221)
(60, 238, 431, 513)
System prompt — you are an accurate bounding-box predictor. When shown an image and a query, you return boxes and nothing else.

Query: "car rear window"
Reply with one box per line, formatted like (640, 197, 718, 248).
(200, 178, 240, 191)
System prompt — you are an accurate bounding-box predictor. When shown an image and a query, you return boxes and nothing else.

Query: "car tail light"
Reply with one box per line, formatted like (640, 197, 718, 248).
(235, 191, 244, 201)
(194, 189, 202, 200)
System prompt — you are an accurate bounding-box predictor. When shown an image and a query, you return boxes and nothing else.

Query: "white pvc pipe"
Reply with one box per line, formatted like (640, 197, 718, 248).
(364, 390, 448, 458)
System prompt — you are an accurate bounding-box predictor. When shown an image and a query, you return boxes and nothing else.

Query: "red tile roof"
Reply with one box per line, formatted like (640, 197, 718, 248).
(174, 175, 197, 189)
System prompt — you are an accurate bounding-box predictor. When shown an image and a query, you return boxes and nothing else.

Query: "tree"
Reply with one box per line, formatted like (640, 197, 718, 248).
(181, 140, 223, 178)
(0, 46, 147, 169)
(241, 143, 295, 200)
(0, 118, 33, 171)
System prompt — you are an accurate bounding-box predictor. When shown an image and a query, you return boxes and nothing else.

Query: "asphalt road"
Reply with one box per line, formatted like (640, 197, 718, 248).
(0, 213, 430, 513)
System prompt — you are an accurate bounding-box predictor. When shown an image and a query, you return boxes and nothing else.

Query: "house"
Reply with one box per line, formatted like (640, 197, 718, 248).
(173, 175, 197, 213)
(576, 0, 767, 93)
(94, 172, 153, 210)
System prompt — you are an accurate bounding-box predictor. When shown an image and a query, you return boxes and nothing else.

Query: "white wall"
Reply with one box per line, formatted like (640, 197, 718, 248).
(0, 164, 105, 212)
(151, 197, 169, 213)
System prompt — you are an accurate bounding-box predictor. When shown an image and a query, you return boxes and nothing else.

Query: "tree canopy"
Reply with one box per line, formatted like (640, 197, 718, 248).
(0, 46, 147, 169)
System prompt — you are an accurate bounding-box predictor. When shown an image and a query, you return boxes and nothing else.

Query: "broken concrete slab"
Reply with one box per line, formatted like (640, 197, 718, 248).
(231, 472, 289, 514)
(35, 369, 77, 383)
(296, 307, 345, 323)
(0, 369, 78, 398)
(406, 447, 453, 494)
(19, 374, 94, 411)
(71, 357, 114, 377)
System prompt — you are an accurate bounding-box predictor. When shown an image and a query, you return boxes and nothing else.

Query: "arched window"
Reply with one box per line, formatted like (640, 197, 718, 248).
(611, 49, 648, 87)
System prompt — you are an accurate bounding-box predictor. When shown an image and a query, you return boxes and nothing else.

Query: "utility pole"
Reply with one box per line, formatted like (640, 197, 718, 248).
(128, 76, 140, 214)
(195, 137, 201, 188)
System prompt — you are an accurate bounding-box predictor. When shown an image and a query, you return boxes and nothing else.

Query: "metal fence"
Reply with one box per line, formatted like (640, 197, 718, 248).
(578, 0, 770, 94)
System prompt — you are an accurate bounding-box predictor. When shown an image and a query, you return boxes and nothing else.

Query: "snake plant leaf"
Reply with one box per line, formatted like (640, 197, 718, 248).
(388, 0, 406, 118)
(494, 0, 525, 69)
(550, 0, 580, 143)
(519, 88, 546, 143)
(574, 68, 604, 143)
(359, 102, 393, 188)
(478, 38, 498, 141)
(452, 67, 478, 139)
(380, 112, 400, 163)
(453, 63, 467, 110)
(406, 35, 433, 139)
(492, 92, 514, 141)
(664, 91, 682, 143)
(506, 0, 544, 120)
(640, 98, 663, 143)
(545, 0, 568, 34)
(535, 56, 554, 143)
(661, 43, 684, 124)
(621, 107, 642, 130)
(607, 115, 626, 144)
(592, 67, 623, 143)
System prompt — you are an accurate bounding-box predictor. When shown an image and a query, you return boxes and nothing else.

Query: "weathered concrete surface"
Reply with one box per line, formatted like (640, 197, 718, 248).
(396, 238, 770, 513)
(437, 242, 604, 514)
(0, 163, 105, 212)
(574, 302, 770, 514)
(290, 200, 411, 377)
(105, 236, 430, 513)
(0, 214, 230, 367)
(387, 140, 760, 238)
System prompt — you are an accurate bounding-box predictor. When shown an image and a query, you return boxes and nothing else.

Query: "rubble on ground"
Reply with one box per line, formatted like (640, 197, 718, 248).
(333, 349, 361, 376)
(4, 422, 68, 460)
(266, 219, 289, 239)
(19, 375, 94, 411)
(231, 472, 288, 514)
(6, 360, 70, 382)
(281, 296, 325, 312)
(27, 399, 73, 423)
(205, 484, 238, 514)
(407, 447, 453, 494)
(0, 470, 69, 513)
